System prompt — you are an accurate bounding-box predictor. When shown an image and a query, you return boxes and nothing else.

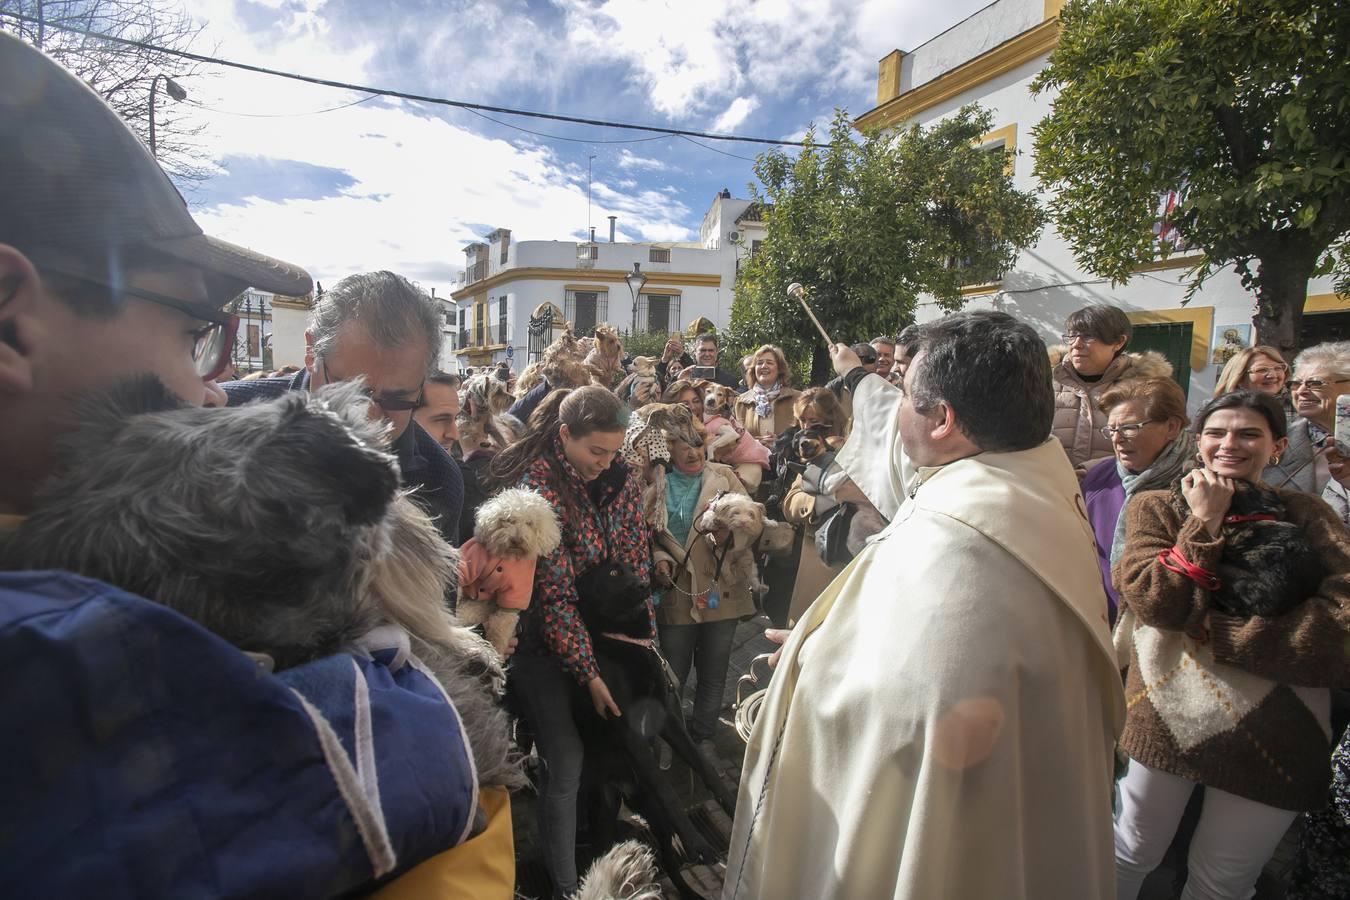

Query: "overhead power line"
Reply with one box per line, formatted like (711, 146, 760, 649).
(0, 10, 826, 150)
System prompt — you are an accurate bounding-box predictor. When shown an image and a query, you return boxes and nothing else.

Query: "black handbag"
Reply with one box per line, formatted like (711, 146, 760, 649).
(812, 500, 860, 568)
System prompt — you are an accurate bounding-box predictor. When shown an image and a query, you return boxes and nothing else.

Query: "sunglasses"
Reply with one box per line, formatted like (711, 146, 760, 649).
(319, 358, 424, 411)
(44, 268, 239, 381)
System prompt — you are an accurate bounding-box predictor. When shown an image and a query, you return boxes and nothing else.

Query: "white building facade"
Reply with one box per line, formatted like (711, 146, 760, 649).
(857, 0, 1344, 409)
(228, 289, 310, 375)
(449, 214, 743, 372)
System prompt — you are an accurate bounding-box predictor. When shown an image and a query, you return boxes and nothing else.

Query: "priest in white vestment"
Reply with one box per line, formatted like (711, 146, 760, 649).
(723, 311, 1126, 900)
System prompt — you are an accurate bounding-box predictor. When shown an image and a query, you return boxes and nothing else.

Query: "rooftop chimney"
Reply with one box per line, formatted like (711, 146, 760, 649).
(589, 226, 596, 242)
(608, 215, 617, 242)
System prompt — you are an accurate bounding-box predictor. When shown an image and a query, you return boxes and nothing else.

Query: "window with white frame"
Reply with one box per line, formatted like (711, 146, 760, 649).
(649, 247, 671, 263)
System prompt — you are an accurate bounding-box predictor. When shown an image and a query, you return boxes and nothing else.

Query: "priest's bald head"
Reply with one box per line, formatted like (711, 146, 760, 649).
(897, 311, 1053, 468)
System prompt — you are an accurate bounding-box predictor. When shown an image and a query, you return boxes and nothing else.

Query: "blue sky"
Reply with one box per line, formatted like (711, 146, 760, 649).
(179, 0, 994, 296)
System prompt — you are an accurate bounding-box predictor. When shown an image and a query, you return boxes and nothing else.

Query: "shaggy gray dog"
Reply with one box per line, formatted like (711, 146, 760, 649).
(0, 376, 522, 791)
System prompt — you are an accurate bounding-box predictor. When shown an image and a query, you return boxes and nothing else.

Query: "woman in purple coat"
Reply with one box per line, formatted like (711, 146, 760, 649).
(1082, 377, 1192, 624)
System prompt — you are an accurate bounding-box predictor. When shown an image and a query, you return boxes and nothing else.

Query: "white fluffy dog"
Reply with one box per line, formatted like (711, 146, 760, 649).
(698, 492, 769, 596)
(456, 488, 562, 656)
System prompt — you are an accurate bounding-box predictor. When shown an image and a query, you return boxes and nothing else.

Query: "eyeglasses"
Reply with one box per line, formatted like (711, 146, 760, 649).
(1245, 364, 1288, 378)
(45, 268, 238, 381)
(1061, 333, 1099, 346)
(1287, 377, 1350, 393)
(318, 358, 424, 411)
(1100, 420, 1161, 440)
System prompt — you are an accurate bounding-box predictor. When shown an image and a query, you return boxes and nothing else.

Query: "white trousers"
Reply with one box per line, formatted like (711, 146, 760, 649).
(1114, 757, 1297, 900)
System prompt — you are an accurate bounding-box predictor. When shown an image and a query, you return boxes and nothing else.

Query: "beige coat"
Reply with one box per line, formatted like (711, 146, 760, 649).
(723, 438, 1125, 900)
(652, 462, 789, 626)
(781, 470, 878, 625)
(1050, 348, 1173, 471)
(733, 385, 801, 441)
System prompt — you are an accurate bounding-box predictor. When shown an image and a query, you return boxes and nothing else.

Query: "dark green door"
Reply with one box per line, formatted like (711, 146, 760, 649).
(1129, 322, 1192, 398)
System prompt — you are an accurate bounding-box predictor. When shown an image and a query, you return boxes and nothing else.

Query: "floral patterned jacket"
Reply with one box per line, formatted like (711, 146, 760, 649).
(517, 437, 654, 684)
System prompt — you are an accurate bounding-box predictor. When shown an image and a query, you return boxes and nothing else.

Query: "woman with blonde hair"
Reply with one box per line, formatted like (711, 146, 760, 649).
(1213, 344, 1289, 398)
(734, 344, 800, 449)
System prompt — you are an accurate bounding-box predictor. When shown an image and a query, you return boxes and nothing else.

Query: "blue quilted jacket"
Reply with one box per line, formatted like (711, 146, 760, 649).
(0, 571, 477, 898)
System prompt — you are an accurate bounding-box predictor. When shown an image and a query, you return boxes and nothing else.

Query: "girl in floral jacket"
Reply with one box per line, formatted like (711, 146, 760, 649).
(486, 384, 652, 899)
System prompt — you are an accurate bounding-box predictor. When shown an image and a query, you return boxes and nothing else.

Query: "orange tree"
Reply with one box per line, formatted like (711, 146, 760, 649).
(728, 106, 1044, 385)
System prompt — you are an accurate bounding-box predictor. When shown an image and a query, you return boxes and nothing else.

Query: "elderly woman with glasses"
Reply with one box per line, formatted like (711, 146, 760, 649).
(1052, 305, 1175, 475)
(1082, 377, 1193, 625)
(1263, 340, 1350, 523)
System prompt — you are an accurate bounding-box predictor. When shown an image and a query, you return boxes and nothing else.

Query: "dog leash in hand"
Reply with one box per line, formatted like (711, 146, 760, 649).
(600, 631, 681, 693)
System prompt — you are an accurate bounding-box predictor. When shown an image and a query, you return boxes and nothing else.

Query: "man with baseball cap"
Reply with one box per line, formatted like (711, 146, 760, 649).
(0, 33, 505, 895)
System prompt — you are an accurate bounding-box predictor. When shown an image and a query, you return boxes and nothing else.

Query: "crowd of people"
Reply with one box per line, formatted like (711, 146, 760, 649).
(2, 32, 1349, 900)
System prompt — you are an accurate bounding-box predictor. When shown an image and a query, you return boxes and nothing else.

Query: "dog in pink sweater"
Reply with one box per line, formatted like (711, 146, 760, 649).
(457, 488, 561, 657)
(702, 383, 770, 468)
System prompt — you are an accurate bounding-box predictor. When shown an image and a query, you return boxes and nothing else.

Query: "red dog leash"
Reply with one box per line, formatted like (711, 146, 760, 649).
(1157, 546, 1221, 591)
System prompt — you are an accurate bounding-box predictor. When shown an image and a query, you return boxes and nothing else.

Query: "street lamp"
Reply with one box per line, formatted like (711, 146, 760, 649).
(625, 262, 647, 334)
(148, 73, 187, 159)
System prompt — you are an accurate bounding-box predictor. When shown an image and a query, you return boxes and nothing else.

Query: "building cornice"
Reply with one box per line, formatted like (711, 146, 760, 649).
(855, 18, 1061, 133)
(453, 267, 721, 300)
(270, 294, 313, 311)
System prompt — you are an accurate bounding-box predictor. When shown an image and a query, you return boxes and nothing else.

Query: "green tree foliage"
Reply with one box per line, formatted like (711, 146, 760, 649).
(1032, 0, 1350, 356)
(728, 107, 1045, 384)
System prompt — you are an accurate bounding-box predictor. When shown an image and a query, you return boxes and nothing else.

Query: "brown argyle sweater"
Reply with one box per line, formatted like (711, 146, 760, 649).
(1112, 486, 1350, 811)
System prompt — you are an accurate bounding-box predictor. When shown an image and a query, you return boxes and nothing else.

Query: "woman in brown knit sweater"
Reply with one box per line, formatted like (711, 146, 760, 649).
(1113, 389, 1350, 900)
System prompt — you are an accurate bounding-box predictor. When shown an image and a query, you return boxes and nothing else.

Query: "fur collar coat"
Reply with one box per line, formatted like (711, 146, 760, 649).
(1049, 348, 1173, 472)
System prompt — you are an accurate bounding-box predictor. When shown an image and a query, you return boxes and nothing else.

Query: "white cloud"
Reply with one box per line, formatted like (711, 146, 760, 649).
(188, 100, 693, 295)
(710, 96, 759, 133)
(167, 0, 1000, 297)
(617, 149, 667, 171)
(555, 0, 997, 118)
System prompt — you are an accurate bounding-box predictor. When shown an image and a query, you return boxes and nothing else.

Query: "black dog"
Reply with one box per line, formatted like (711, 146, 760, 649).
(1198, 481, 1326, 618)
(573, 569, 737, 899)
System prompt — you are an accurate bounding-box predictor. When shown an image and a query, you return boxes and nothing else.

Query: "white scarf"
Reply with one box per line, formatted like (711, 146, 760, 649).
(752, 381, 781, 419)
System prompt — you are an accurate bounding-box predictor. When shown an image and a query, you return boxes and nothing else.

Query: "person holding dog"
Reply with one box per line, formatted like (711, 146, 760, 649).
(1112, 389, 1350, 900)
(486, 384, 651, 899)
(724, 311, 1125, 900)
(0, 34, 509, 898)
(780, 388, 883, 625)
(651, 435, 790, 753)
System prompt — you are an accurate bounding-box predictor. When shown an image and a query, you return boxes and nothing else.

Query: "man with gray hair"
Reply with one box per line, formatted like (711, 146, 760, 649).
(224, 271, 464, 543)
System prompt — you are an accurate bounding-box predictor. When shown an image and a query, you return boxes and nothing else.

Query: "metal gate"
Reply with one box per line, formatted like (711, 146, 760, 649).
(527, 306, 555, 363)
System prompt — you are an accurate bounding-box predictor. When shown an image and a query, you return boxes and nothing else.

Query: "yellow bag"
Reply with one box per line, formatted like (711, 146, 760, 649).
(370, 787, 514, 900)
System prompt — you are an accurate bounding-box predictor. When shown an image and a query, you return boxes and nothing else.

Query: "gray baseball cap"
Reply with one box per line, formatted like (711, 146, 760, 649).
(0, 31, 313, 305)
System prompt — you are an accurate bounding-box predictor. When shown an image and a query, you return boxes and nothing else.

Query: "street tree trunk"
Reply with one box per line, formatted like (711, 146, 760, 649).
(1251, 243, 1320, 360)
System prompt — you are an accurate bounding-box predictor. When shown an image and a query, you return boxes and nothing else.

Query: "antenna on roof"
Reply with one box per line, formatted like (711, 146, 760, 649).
(587, 154, 597, 236)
